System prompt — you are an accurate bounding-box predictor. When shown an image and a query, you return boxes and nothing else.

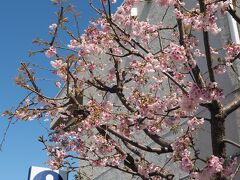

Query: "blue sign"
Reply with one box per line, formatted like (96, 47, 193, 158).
(33, 170, 64, 180)
(28, 166, 67, 180)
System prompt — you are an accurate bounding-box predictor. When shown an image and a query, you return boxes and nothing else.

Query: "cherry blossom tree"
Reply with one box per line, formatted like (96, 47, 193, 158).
(4, 0, 240, 179)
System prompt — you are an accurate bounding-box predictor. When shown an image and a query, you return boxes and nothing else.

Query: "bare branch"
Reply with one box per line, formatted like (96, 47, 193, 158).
(222, 139, 240, 149)
(143, 129, 173, 152)
(50, 6, 64, 46)
(223, 96, 240, 117)
(100, 125, 172, 154)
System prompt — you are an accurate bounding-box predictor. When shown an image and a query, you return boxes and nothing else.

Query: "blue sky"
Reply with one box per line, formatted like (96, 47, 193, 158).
(0, 0, 122, 179)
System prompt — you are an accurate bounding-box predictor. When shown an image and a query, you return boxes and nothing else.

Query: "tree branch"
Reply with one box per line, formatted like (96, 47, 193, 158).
(100, 125, 172, 154)
(222, 96, 240, 117)
(199, 0, 215, 82)
(143, 129, 173, 152)
(228, 5, 240, 24)
(222, 139, 240, 149)
(175, 8, 205, 87)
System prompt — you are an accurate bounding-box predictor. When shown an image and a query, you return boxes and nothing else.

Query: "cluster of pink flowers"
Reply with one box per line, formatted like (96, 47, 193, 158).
(180, 95, 198, 112)
(45, 46, 57, 58)
(174, 8, 184, 19)
(47, 147, 66, 169)
(131, 20, 159, 44)
(222, 157, 237, 177)
(213, 64, 226, 75)
(48, 159, 61, 170)
(193, 49, 205, 57)
(224, 43, 240, 65)
(67, 39, 81, 49)
(177, 0, 230, 35)
(78, 100, 113, 130)
(137, 162, 162, 178)
(50, 59, 65, 69)
(171, 136, 191, 159)
(187, 117, 204, 130)
(118, 116, 133, 137)
(109, 154, 126, 166)
(15, 108, 28, 120)
(71, 23, 116, 58)
(180, 82, 223, 112)
(183, 13, 221, 34)
(171, 136, 196, 173)
(206, 0, 230, 15)
(91, 157, 109, 167)
(93, 135, 116, 155)
(206, 155, 224, 175)
(202, 156, 237, 178)
(50, 129, 84, 153)
(113, 5, 131, 26)
(217, 0, 230, 14)
(91, 154, 126, 167)
(180, 149, 193, 172)
(49, 23, 57, 31)
(165, 43, 187, 63)
(15, 107, 39, 120)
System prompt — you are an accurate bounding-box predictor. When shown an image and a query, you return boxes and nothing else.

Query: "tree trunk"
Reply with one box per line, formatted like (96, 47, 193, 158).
(211, 118, 225, 158)
(210, 100, 226, 180)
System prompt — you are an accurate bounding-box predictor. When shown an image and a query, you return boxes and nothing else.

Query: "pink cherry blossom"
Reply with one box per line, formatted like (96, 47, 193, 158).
(180, 156, 193, 172)
(45, 46, 57, 58)
(207, 155, 223, 175)
(187, 117, 204, 130)
(167, 43, 187, 63)
(55, 81, 61, 88)
(50, 59, 63, 69)
(49, 23, 57, 30)
(180, 95, 198, 112)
